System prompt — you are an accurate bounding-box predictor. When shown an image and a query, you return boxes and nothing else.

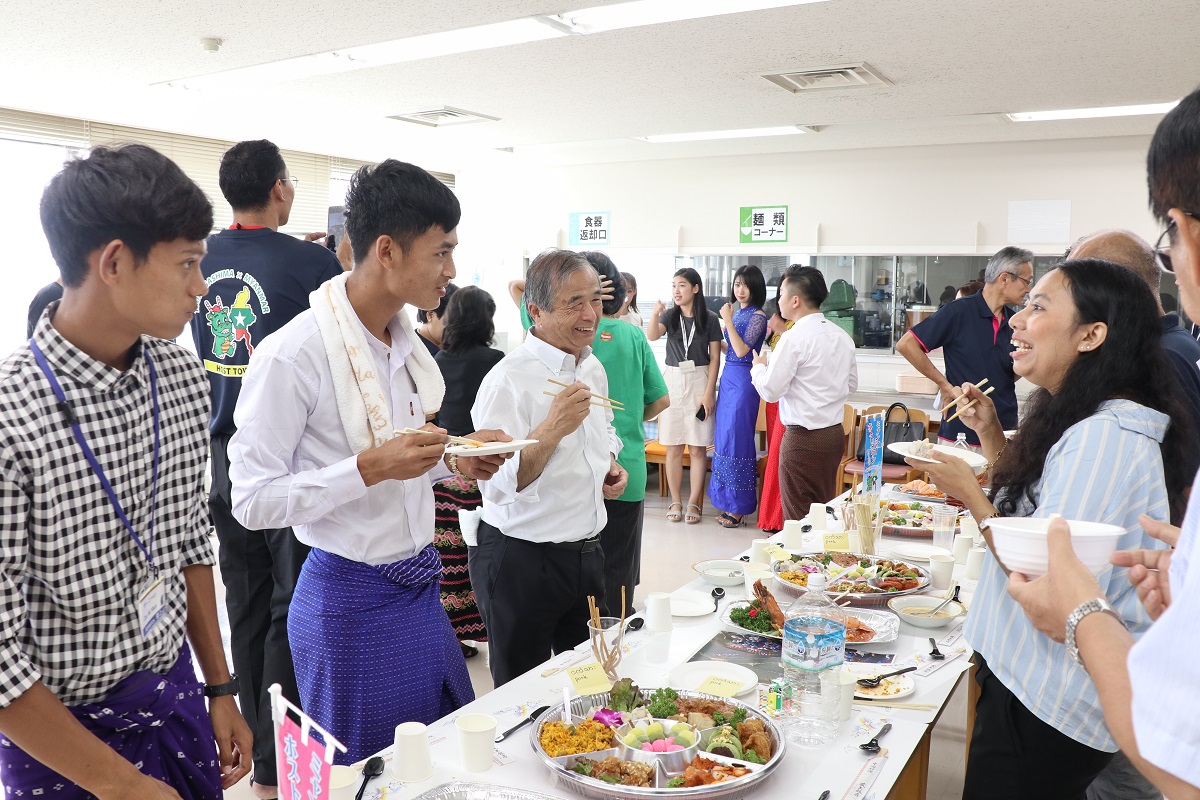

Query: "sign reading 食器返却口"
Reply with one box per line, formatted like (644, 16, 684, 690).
(570, 212, 611, 246)
(739, 206, 788, 243)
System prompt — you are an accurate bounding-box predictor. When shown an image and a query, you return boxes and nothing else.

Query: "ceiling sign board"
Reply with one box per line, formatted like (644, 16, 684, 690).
(1007, 200, 1071, 245)
(570, 212, 611, 246)
(739, 205, 788, 243)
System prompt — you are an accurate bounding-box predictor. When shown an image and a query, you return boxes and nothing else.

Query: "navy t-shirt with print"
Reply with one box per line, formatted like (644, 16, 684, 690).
(190, 227, 341, 437)
(909, 291, 1018, 445)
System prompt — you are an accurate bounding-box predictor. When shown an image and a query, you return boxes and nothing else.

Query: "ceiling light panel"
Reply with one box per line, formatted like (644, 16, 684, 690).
(1005, 101, 1179, 122)
(638, 125, 808, 143)
(557, 0, 829, 33)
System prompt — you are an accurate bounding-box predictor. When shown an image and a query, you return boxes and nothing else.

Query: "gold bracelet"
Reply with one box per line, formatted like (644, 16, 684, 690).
(446, 452, 468, 477)
(986, 441, 1008, 473)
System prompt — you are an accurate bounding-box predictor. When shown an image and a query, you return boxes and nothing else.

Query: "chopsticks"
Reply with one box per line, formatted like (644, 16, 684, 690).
(542, 391, 619, 410)
(394, 427, 484, 448)
(853, 701, 938, 711)
(943, 385, 995, 425)
(546, 378, 624, 410)
(938, 378, 989, 414)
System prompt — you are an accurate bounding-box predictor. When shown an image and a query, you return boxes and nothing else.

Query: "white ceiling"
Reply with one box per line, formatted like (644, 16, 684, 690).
(1, 0, 1196, 170)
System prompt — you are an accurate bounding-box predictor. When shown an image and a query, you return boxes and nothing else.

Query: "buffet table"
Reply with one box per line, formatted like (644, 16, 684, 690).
(347, 491, 979, 800)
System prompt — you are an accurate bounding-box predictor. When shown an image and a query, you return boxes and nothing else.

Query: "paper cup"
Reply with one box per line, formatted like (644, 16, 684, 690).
(806, 503, 828, 531)
(781, 520, 806, 550)
(742, 563, 773, 598)
(645, 592, 673, 632)
(456, 713, 498, 772)
(750, 538, 774, 564)
(953, 532, 974, 564)
(458, 509, 482, 547)
(393, 721, 434, 782)
(329, 765, 359, 800)
(966, 546, 987, 580)
(928, 553, 955, 590)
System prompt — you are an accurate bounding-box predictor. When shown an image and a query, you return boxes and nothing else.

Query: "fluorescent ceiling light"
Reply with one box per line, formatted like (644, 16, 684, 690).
(638, 125, 808, 143)
(1005, 101, 1179, 122)
(549, 0, 829, 34)
(159, 1, 828, 90)
(158, 18, 566, 90)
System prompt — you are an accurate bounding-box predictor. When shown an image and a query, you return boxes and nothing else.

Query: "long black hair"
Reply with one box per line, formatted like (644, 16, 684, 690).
(991, 258, 1192, 522)
(440, 285, 496, 354)
(666, 267, 711, 334)
(622, 271, 639, 314)
(730, 265, 767, 308)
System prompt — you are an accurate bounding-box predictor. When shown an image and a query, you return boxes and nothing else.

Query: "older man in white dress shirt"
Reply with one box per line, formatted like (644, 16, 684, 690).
(229, 160, 509, 764)
(471, 248, 629, 687)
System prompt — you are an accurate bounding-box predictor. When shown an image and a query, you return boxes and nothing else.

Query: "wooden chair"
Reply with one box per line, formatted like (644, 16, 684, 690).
(839, 404, 931, 492)
(835, 404, 859, 487)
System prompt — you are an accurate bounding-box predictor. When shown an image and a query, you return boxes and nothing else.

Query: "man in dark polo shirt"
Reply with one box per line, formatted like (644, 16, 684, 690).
(896, 246, 1033, 445)
(189, 139, 340, 799)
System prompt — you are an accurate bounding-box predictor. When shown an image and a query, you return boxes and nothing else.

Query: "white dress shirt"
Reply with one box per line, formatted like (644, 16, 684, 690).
(750, 312, 858, 429)
(472, 332, 622, 543)
(229, 310, 448, 565)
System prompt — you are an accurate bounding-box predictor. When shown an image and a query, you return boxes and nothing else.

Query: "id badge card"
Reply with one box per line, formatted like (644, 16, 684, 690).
(137, 576, 167, 638)
(678, 360, 696, 374)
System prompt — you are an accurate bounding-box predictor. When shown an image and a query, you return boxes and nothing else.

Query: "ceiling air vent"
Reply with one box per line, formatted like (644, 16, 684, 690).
(762, 62, 892, 94)
(386, 106, 500, 127)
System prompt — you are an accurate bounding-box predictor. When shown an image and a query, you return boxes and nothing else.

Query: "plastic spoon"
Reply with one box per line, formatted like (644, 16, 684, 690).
(355, 756, 385, 800)
(859, 723, 892, 754)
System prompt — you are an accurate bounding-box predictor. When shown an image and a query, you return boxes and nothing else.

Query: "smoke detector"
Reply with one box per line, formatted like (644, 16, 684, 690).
(762, 62, 892, 93)
(200, 37, 223, 54)
(386, 106, 500, 127)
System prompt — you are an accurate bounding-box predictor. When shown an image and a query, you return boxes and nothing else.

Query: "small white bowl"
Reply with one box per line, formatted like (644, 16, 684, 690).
(987, 517, 1125, 578)
(887, 595, 965, 629)
(693, 559, 745, 588)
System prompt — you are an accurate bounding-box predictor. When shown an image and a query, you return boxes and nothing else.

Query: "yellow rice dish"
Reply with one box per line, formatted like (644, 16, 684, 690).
(538, 720, 615, 758)
(778, 571, 809, 587)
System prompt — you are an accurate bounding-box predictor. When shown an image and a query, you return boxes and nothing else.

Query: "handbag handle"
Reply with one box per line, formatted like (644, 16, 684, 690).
(884, 402, 913, 427)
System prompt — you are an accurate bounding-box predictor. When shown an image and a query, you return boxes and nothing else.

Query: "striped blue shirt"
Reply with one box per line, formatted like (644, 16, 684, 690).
(964, 400, 1172, 752)
(1128, 467, 1200, 784)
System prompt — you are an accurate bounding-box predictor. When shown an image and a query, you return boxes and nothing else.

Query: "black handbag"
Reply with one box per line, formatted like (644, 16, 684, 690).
(856, 403, 927, 465)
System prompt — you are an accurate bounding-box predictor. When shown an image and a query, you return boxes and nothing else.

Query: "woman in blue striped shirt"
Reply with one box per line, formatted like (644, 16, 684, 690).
(914, 258, 1192, 800)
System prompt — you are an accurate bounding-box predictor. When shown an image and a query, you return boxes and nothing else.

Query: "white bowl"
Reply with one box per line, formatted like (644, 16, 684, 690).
(987, 517, 1125, 578)
(887, 596, 965, 629)
(693, 559, 745, 588)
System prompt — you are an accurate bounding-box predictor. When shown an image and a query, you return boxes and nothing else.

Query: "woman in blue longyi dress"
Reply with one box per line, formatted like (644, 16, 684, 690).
(710, 265, 768, 527)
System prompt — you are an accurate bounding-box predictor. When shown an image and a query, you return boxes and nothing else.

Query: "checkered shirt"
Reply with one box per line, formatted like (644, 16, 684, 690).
(0, 310, 214, 708)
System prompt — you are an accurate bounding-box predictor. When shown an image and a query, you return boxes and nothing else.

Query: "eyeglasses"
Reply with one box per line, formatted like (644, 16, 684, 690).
(278, 176, 299, 187)
(1155, 210, 1197, 274)
(1007, 272, 1032, 287)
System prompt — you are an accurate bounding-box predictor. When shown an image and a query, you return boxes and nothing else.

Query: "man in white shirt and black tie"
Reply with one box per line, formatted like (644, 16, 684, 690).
(471, 248, 629, 687)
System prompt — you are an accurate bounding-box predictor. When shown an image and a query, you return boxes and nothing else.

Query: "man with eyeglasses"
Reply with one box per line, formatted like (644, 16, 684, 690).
(189, 139, 341, 799)
(896, 246, 1033, 446)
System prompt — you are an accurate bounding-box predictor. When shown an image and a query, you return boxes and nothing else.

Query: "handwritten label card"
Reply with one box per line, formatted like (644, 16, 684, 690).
(824, 532, 851, 552)
(568, 663, 612, 696)
(696, 675, 744, 698)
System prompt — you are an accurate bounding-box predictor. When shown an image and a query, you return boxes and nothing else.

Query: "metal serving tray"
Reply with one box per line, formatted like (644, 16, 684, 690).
(412, 782, 565, 800)
(530, 690, 786, 800)
(771, 552, 932, 606)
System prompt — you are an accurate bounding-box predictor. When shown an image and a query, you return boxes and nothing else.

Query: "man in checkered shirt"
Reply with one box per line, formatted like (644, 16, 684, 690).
(0, 145, 252, 798)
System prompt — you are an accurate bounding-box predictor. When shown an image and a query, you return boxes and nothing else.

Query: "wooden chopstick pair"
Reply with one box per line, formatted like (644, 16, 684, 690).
(542, 391, 618, 410)
(544, 378, 625, 410)
(938, 377, 990, 414)
(944, 386, 995, 424)
(394, 427, 484, 448)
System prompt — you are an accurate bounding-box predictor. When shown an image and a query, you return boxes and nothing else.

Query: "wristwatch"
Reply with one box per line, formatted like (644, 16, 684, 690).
(203, 674, 239, 698)
(1064, 597, 1122, 671)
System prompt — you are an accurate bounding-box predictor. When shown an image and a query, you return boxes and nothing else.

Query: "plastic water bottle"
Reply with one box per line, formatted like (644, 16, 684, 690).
(780, 573, 846, 746)
(953, 433, 971, 451)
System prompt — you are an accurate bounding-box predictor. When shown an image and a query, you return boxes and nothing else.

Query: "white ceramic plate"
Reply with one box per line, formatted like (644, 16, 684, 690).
(668, 661, 759, 696)
(444, 438, 538, 457)
(887, 442, 988, 471)
(851, 671, 916, 700)
(889, 543, 953, 563)
(670, 592, 716, 617)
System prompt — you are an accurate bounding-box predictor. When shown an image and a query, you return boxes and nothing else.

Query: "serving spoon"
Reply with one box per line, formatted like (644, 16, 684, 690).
(857, 666, 917, 688)
(355, 756, 386, 800)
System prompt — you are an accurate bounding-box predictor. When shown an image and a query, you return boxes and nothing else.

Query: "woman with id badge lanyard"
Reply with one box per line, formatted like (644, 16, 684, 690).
(648, 268, 721, 524)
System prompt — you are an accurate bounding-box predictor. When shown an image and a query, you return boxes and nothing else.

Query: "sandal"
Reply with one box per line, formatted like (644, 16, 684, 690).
(685, 503, 702, 524)
(717, 513, 744, 529)
(666, 502, 683, 522)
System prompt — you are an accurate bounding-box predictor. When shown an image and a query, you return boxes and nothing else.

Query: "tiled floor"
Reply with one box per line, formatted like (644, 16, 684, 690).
(221, 468, 967, 799)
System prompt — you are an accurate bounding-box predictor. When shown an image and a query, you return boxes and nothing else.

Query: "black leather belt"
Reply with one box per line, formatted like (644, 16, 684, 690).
(544, 535, 602, 553)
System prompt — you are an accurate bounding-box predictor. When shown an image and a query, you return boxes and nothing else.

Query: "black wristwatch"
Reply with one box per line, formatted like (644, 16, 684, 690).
(204, 674, 239, 698)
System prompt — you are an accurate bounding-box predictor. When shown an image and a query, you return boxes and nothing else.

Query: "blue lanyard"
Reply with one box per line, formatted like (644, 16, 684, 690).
(29, 339, 160, 573)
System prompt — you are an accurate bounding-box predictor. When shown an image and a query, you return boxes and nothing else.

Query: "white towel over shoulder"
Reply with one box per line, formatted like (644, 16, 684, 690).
(310, 272, 445, 453)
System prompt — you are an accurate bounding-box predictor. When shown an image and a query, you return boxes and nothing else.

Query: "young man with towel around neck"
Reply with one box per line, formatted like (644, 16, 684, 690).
(229, 160, 511, 764)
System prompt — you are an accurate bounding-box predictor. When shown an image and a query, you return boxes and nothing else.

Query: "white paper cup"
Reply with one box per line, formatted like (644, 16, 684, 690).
(645, 592, 673, 632)
(953, 532, 974, 565)
(742, 563, 773, 598)
(456, 713, 498, 772)
(806, 503, 828, 531)
(966, 546, 987, 580)
(329, 765, 359, 800)
(781, 520, 806, 550)
(393, 721, 434, 782)
(750, 538, 774, 565)
(458, 509, 482, 547)
(928, 553, 955, 590)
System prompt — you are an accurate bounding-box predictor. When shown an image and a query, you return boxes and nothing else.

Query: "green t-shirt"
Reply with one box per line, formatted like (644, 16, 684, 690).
(592, 317, 668, 502)
(520, 299, 533, 331)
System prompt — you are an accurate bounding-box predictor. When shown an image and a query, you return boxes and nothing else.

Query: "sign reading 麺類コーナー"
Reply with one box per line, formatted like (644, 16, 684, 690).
(739, 206, 788, 243)
(570, 212, 611, 246)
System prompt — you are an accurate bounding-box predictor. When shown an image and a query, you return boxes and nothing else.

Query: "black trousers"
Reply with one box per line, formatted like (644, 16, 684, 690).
(209, 435, 309, 786)
(599, 498, 643, 618)
(468, 520, 605, 687)
(964, 655, 1115, 800)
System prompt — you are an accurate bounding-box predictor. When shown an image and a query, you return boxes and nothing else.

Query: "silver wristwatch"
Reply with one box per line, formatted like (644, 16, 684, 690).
(1064, 597, 1121, 670)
